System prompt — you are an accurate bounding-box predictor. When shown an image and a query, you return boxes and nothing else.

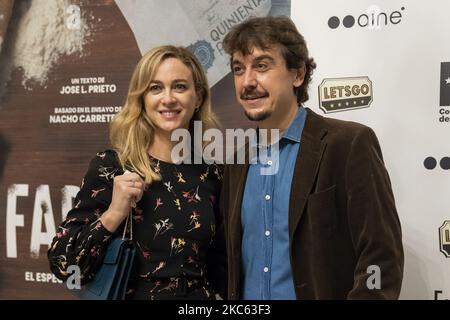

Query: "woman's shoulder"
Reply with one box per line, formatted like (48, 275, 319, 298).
(205, 162, 224, 182)
(79, 150, 123, 187)
(88, 149, 123, 172)
(95, 149, 118, 160)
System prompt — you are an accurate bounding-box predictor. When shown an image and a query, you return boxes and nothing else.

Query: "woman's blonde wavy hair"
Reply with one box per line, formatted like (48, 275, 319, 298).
(110, 45, 219, 184)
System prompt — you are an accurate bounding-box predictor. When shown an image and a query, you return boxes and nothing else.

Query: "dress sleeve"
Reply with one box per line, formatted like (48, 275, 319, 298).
(47, 151, 122, 284)
(205, 164, 228, 299)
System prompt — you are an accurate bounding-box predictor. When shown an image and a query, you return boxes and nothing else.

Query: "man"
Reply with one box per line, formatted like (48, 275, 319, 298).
(220, 16, 404, 300)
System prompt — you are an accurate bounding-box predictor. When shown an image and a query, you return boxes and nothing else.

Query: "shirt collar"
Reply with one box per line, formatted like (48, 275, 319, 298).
(281, 106, 306, 143)
(250, 105, 307, 148)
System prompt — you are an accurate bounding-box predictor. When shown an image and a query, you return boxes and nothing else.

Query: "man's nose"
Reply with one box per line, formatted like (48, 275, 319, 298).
(242, 69, 258, 89)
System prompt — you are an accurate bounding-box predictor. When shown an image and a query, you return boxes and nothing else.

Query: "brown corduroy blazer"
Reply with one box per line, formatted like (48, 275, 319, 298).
(220, 108, 404, 300)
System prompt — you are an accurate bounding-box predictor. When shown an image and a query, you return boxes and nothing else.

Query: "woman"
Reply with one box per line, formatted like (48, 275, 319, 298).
(48, 45, 226, 300)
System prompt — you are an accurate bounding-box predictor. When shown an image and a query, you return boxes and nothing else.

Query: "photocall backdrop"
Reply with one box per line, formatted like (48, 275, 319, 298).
(0, 0, 448, 299)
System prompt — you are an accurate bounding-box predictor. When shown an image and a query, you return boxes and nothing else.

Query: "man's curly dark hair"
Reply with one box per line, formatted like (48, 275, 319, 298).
(223, 16, 316, 104)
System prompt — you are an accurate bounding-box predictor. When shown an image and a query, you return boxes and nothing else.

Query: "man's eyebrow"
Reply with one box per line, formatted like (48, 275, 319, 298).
(231, 54, 276, 66)
(253, 55, 275, 63)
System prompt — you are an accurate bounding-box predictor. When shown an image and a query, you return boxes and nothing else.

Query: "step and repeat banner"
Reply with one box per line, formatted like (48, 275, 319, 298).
(291, 0, 450, 300)
(0, 0, 448, 299)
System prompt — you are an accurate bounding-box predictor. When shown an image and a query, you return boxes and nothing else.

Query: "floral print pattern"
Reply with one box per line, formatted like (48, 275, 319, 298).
(48, 150, 226, 300)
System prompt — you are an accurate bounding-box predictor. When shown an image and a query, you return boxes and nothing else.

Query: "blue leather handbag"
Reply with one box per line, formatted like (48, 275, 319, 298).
(79, 213, 135, 300)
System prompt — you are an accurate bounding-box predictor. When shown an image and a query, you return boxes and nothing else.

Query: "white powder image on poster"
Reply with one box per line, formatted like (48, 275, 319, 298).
(11, 0, 89, 88)
(0, 14, 4, 52)
(0, 6, 11, 54)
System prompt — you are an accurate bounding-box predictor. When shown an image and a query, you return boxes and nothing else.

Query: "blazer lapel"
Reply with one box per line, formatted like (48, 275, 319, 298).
(228, 161, 249, 297)
(288, 109, 328, 242)
(229, 163, 249, 243)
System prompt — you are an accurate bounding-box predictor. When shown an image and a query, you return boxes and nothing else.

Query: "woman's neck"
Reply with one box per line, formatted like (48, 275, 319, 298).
(148, 132, 176, 163)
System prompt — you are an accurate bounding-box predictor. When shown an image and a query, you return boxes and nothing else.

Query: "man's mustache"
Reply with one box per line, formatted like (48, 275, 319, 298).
(240, 89, 269, 100)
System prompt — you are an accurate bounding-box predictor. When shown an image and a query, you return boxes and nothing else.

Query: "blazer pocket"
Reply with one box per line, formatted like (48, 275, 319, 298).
(306, 185, 337, 230)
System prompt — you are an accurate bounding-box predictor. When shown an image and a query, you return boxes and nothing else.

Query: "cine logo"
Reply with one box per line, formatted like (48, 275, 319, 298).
(66, 265, 81, 290)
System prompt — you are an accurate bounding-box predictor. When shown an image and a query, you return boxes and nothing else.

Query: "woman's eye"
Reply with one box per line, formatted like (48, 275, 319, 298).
(174, 83, 187, 91)
(149, 84, 161, 92)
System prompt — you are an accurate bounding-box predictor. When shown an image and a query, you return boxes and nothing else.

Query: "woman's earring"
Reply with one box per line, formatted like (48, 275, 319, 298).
(195, 107, 200, 113)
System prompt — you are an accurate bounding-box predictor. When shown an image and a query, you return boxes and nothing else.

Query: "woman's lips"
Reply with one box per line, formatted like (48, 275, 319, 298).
(159, 110, 181, 119)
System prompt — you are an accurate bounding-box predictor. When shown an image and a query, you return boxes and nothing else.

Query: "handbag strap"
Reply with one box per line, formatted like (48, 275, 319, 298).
(121, 167, 135, 242)
(115, 153, 137, 242)
(121, 209, 133, 241)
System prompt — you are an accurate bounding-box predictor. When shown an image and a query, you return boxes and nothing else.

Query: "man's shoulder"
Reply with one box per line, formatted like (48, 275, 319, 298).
(304, 107, 375, 141)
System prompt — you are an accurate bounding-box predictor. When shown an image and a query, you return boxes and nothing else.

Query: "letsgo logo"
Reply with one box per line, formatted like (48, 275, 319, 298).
(328, 5, 405, 30)
(318, 76, 373, 114)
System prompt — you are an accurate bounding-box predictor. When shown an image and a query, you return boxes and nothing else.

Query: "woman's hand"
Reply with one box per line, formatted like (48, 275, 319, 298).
(100, 171, 145, 232)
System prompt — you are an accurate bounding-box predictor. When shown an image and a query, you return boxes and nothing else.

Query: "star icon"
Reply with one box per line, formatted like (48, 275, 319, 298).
(446, 77, 450, 85)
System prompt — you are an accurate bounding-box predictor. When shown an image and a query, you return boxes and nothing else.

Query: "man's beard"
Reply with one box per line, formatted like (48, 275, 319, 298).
(240, 87, 271, 121)
(244, 109, 271, 121)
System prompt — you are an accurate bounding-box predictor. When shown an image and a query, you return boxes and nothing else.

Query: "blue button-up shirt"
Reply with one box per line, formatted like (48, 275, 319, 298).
(241, 106, 307, 300)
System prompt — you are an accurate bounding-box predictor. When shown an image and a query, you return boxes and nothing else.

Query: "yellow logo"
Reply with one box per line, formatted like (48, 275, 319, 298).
(318, 76, 373, 113)
(439, 220, 450, 258)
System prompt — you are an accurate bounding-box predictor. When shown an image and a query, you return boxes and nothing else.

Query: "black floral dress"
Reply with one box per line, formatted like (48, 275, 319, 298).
(48, 150, 226, 300)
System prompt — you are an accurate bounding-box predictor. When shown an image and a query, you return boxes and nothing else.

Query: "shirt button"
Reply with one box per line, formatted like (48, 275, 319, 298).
(263, 267, 269, 273)
(265, 230, 271, 236)
(265, 195, 271, 200)
(267, 160, 273, 166)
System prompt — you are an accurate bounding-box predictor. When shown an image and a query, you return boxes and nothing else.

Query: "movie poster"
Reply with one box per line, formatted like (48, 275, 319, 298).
(0, 0, 290, 299)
